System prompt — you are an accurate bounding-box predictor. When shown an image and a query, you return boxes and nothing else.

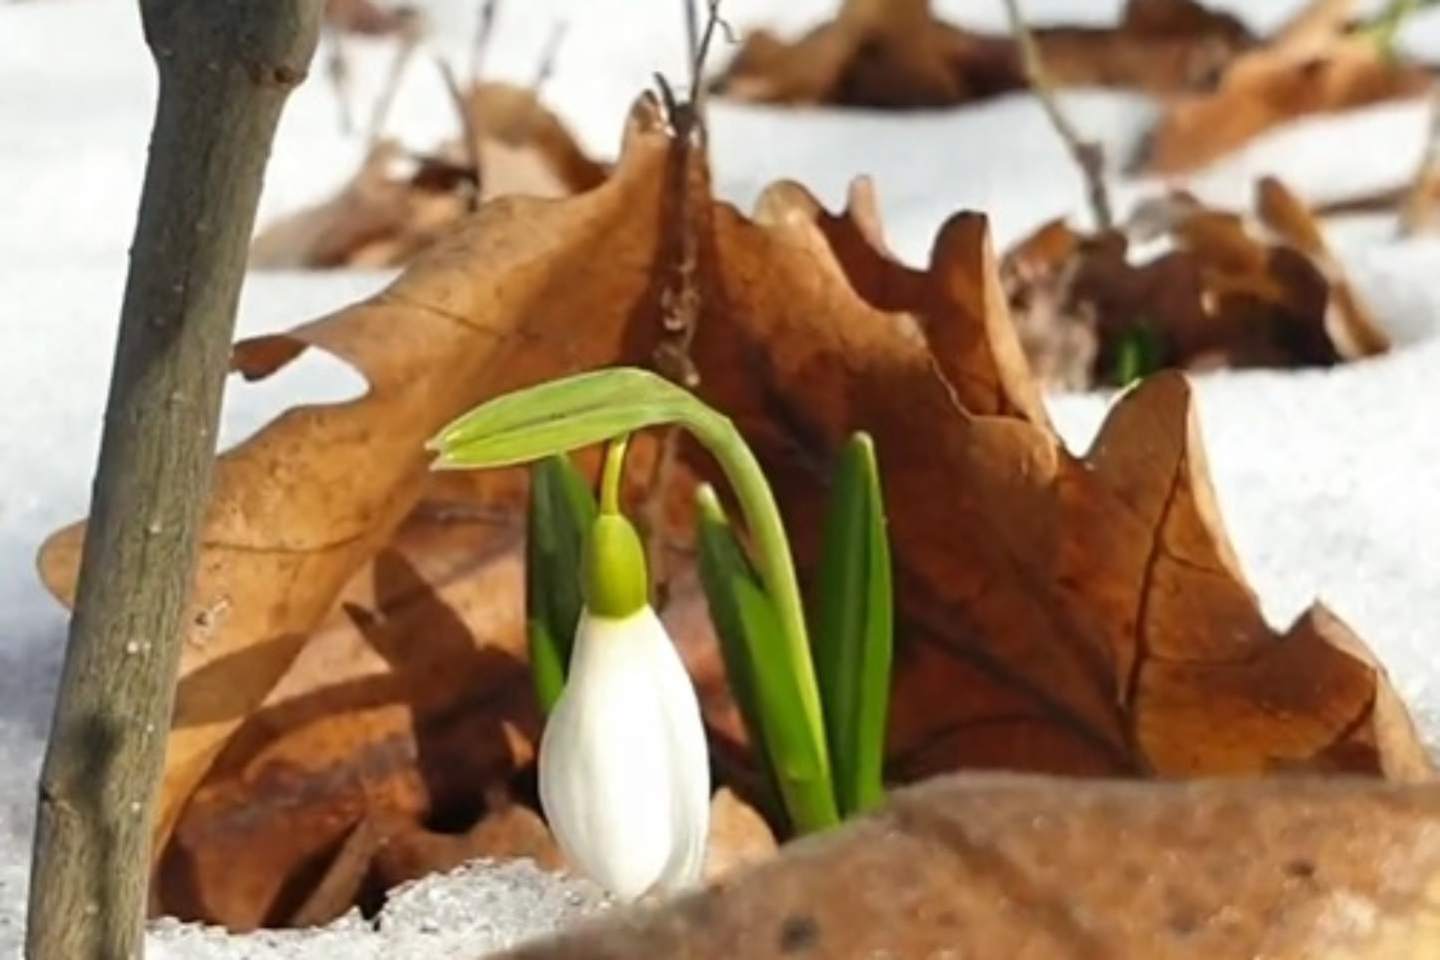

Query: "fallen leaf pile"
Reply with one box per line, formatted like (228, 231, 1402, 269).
(250, 82, 605, 269)
(715, 0, 1430, 172)
(1002, 176, 1391, 389)
(40, 93, 1430, 933)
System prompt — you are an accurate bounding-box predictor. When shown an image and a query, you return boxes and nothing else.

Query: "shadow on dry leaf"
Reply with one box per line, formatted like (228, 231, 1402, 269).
(37, 91, 1431, 932)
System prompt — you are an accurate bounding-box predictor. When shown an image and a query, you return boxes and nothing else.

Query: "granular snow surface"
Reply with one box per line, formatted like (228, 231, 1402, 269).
(3, 0, 1440, 956)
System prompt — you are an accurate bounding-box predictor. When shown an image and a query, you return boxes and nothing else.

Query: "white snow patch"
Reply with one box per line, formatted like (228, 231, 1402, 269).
(146, 860, 610, 960)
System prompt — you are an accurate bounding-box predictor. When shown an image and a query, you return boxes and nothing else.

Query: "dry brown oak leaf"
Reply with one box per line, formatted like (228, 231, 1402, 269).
(250, 82, 605, 269)
(498, 773, 1440, 960)
(713, 0, 1253, 108)
(38, 92, 1429, 922)
(1138, 0, 1433, 173)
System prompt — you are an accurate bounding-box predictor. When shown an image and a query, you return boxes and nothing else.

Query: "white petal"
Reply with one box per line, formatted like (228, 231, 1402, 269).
(538, 607, 710, 900)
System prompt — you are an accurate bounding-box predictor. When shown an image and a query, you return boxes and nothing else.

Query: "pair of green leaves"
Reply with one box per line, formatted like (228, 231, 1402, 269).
(430, 367, 893, 832)
(696, 437, 887, 829)
(697, 437, 891, 824)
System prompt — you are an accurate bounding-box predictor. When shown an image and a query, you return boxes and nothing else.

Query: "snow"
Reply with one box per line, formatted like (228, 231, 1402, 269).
(146, 860, 609, 960)
(2, 0, 1440, 956)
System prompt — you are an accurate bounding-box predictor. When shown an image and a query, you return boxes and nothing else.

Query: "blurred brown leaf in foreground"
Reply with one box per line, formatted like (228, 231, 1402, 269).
(499, 774, 1440, 960)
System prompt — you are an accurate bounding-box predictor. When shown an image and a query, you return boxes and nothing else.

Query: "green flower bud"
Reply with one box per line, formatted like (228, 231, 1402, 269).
(580, 438, 649, 619)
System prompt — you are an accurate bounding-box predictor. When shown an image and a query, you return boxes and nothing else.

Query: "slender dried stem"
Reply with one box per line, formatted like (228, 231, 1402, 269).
(469, 0, 499, 88)
(365, 13, 423, 146)
(640, 1, 731, 602)
(25, 2, 322, 957)
(532, 20, 568, 91)
(689, 0, 731, 121)
(1002, 0, 1113, 231)
(436, 56, 483, 211)
(685, 0, 701, 83)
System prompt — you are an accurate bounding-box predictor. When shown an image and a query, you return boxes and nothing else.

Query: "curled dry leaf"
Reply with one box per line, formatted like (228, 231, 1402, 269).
(495, 774, 1440, 960)
(714, 0, 1252, 108)
(1255, 175, 1390, 358)
(1139, 0, 1432, 173)
(1002, 177, 1389, 389)
(250, 82, 605, 269)
(38, 93, 1429, 931)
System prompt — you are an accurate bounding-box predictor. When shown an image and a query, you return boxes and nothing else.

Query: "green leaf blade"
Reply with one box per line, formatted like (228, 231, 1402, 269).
(814, 433, 893, 816)
(696, 485, 839, 833)
(525, 454, 596, 713)
(429, 368, 694, 468)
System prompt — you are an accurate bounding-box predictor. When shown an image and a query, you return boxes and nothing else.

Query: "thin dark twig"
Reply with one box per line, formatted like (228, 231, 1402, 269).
(532, 20, 569, 91)
(685, 0, 701, 83)
(641, 2, 732, 606)
(689, 0, 733, 122)
(653, 71, 682, 122)
(366, 12, 424, 146)
(688, 0, 705, 84)
(436, 57, 482, 211)
(469, 0, 499, 88)
(1002, 0, 1113, 231)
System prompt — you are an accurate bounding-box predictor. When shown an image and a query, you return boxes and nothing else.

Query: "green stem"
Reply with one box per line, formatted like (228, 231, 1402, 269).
(600, 436, 627, 515)
(685, 409, 836, 826)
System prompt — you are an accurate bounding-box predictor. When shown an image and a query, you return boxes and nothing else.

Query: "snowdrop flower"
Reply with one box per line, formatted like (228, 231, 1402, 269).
(538, 449, 710, 900)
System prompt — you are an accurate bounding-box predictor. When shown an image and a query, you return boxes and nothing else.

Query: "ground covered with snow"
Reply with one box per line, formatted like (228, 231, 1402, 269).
(145, 860, 608, 960)
(3, 0, 1440, 956)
